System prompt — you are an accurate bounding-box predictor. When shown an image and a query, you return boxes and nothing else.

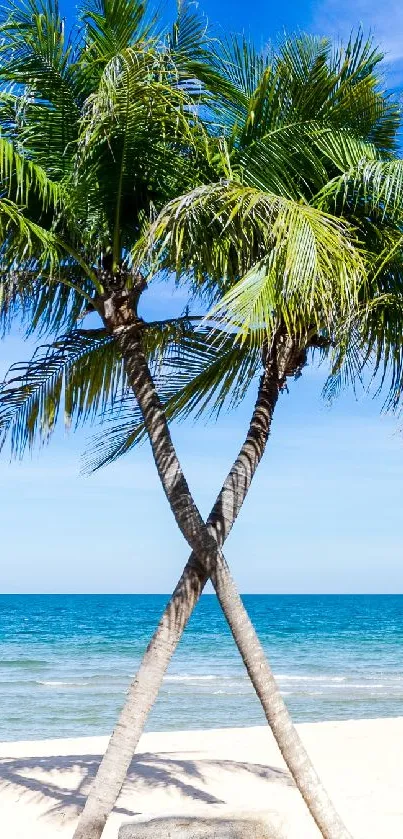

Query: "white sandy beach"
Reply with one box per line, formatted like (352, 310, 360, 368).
(1, 718, 402, 838)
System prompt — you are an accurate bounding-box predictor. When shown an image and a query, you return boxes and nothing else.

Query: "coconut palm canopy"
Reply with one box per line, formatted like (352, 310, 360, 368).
(0, 0, 224, 452)
(0, 0, 402, 468)
(141, 34, 403, 387)
(87, 31, 403, 466)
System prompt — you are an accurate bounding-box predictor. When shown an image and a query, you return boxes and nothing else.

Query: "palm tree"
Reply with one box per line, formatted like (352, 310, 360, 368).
(68, 31, 403, 839)
(0, 4, 402, 837)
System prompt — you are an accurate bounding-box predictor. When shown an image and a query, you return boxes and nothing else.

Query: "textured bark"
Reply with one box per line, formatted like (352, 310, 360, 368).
(72, 337, 279, 839)
(73, 318, 351, 839)
(72, 554, 208, 839)
(211, 559, 349, 838)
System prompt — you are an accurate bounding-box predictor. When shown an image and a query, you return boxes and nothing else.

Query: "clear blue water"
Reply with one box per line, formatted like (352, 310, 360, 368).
(1, 594, 403, 741)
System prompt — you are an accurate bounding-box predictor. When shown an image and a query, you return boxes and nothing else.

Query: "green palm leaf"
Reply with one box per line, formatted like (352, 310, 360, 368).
(0, 133, 61, 207)
(0, 11, 403, 475)
(0, 329, 120, 454)
(80, 0, 155, 79)
(0, 0, 83, 177)
(315, 159, 403, 220)
(140, 181, 364, 343)
(0, 263, 95, 337)
(84, 326, 261, 471)
(75, 43, 207, 260)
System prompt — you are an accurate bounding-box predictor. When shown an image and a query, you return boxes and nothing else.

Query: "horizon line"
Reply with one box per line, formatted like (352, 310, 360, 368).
(1, 591, 403, 596)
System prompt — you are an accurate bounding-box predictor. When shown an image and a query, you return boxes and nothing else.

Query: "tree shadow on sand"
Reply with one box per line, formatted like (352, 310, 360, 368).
(0, 750, 292, 826)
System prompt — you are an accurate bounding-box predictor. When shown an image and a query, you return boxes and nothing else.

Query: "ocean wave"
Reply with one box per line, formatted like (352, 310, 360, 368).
(275, 674, 346, 682)
(336, 683, 387, 689)
(1, 659, 49, 669)
(37, 680, 90, 687)
(280, 682, 392, 692)
(164, 675, 219, 682)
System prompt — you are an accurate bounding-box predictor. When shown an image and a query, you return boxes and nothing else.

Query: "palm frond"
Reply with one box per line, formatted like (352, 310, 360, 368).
(315, 159, 403, 220)
(0, 0, 82, 177)
(0, 263, 94, 337)
(239, 123, 379, 200)
(0, 10, 402, 468)
(322, 232, 403, 411)
(0, 196, 98, 337)
(139, 181, 365, 344)
(205, 36, 277, 139)
(0, 329, 121, 455)
(329, 30, 400, 152)
(75, 44, 207, 259)
(321, 326, 366, 403)
(80, 0, 156, 77)
(208, 30, 399, 157)
(0, 133, 61, 207)
(275, 31, 399, 149)
(0, 198, 61, 263)
(168, 0, 208, 61)
(84, 325, 261, 471)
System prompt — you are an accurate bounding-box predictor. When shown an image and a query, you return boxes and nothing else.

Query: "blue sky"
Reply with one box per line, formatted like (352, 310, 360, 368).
(1, 0, 403, 594)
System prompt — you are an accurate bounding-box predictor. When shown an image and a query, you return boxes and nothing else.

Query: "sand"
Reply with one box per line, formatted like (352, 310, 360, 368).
(0, 718, 402, 838)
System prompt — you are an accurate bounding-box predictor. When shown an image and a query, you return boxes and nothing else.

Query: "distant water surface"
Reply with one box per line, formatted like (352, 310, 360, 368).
(1, 594, 403, 740)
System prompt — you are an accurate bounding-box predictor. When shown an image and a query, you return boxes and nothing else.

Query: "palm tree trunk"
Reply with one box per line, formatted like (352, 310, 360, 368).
(72, 335, 279, 839)
(73, 325, 351, 839)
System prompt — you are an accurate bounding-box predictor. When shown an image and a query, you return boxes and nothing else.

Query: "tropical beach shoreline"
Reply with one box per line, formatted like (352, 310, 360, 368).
(1, 718, 402, 838)
(3, 594, 403, 740)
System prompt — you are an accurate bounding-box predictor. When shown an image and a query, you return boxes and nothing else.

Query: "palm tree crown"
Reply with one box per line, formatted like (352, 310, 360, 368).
(1, 9, 402, 470)
(141, 32, 403, 408)
(0, 0, 218, 452)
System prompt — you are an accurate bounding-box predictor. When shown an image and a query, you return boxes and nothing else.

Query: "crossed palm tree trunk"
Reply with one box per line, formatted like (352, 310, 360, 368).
(73, 293, 351, 839)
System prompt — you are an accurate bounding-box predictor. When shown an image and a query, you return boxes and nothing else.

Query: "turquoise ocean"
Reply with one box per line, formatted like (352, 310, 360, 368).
(1, 594, 403, 741)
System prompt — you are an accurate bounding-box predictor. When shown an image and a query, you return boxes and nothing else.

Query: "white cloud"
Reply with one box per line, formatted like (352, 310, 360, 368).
(311, 0, 403, 65)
